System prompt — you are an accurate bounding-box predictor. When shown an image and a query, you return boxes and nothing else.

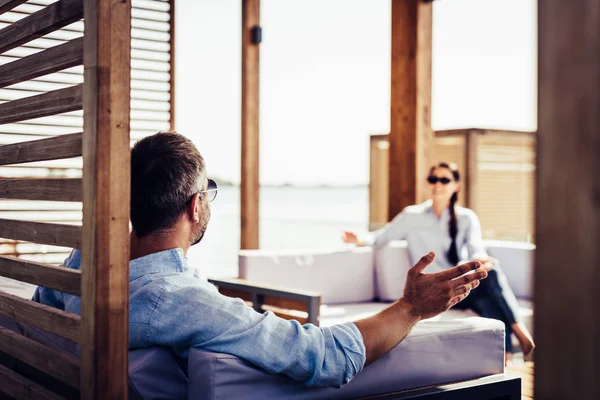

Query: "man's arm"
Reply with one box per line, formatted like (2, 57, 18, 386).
(354, 252, 487, 364)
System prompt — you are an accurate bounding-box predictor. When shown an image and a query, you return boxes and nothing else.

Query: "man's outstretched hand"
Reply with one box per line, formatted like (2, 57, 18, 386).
(403, 251, 488, 320)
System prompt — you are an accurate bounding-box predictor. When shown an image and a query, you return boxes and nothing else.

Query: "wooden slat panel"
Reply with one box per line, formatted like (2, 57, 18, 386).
(0, 326, 80, 389)
(0, 364, 65, 400)
(0, 132, 81, 165)
(536, 0, 600, 398)
(168, 0, 174, 130)
(0, 0, 28, 15)
(0, 0, 83, 55)
(0, 37, 83, 89)
(0, 291, 80, 342)
(0, 179, 81, 202)
(81, 0, 131, 396)
(0, 219, 81, 248)
(240, 0, 260, 250)
(0, 255, 80, 295)
(0, 84, 83, 125)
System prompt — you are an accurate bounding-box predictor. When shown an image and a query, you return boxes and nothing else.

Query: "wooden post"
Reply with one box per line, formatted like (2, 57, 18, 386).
(81, 0, 131, 397)
(388, 0, 433, 220)
(169, 0, 175, 131)
(465, 129, 479, 210)
(536, 0, 600, 399)
(241, 0, 260, 249)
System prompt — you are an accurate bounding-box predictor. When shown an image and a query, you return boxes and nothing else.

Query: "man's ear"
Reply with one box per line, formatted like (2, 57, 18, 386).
(188, 193, 201, 223)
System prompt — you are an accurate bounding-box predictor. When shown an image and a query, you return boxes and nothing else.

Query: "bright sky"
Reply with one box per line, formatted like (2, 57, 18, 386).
(175, 0, 537, 186)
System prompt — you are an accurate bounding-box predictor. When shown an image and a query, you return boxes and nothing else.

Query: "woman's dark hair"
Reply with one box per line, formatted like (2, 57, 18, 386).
(130, 132, 205, 237)
(429, 162, 460, 265)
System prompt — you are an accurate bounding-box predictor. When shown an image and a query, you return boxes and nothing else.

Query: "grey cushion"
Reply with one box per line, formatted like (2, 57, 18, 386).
(188, 317, 505, 399)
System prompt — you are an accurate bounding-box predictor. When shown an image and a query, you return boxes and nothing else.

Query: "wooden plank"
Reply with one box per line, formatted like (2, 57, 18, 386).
(81, 0, 131, 397)
(0, 179, 81, 202)
(0, 255, 80, 295)
(0, 364, 65, 400)
(0, 219, 81, 248)
(0, 38, 83, 89)
(240, 0, 260, 250)
(261, 306, 308, 325)
(219, 287, 252, 302)
(0, 0, 83, 55)
(0, 133, 82, 165)
(0, 85, 83, 126)
(0, 326, 79, 389)
(369, 135, 389, 229)
(0, 291, 80, 342)
(465, 129, 479, 210)
(388, 0, 433, 219)
(168, 0, 175, 130)
(0, 0, 28, 15)
(263, 295, 309, 312)
(536, 0, 600, 399)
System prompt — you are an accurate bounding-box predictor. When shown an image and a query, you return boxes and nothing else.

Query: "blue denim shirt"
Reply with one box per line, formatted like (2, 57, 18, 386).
(366, 200, 488, 272)
(32, 249, 365, 387)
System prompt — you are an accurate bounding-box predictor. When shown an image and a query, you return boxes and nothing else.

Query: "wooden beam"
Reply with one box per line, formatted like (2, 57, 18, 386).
(0, 326, 80, 389)
(0, 85, 83, 126)
(465, 129, 479, 210)
(0, 0, 83, 55)
(0, 364, 65, 400)
(0, 255, 80, 295)
(241, 0, 260, 250)
(0, 133, 82, 165)
(535, 0, 600, 399)
(81, 0, 131, 397)
(0, 37, 83, 89)
(388, 0, 433, 219)
(168, 0, 175, 131)
(0, 179, 81, 202)
(0, 0, 28, 16)
(0, 292, 80, 342)
(0, 219, 81, 248)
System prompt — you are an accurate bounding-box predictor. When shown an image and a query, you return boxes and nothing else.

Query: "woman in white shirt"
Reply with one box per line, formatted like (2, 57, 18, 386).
(343, 162, 534, 361)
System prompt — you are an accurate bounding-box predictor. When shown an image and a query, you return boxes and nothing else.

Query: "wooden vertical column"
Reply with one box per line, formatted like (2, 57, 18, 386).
(169, 0, 175, 131)
(388, 0, 433, 220)
(81, 0, 131, 397)
(536, 0, 600, 399)
(241, 0, 260, 249)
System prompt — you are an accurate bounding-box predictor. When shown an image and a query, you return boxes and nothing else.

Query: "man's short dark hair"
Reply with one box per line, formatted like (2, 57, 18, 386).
(130, 132, 205, 237)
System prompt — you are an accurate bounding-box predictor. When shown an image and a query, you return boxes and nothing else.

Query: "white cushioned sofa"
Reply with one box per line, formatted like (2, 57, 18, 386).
(239, 240, 534, 338)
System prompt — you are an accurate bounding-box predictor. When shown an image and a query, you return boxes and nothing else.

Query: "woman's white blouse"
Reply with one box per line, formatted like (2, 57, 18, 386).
(365, 200, 488, 272)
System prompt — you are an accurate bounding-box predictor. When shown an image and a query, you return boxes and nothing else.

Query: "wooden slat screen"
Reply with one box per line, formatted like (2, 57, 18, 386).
(369, 129, 536, 242)
(0, 0, 149, 396)
(0, 0, 172, 266)
(476, 132, 536, 242)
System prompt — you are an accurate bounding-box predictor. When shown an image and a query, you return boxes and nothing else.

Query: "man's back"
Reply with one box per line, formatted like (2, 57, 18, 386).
(33, 249, 366, 388)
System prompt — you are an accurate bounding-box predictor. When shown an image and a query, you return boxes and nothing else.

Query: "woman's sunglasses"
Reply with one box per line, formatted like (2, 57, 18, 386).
(427, 176, 452, 185)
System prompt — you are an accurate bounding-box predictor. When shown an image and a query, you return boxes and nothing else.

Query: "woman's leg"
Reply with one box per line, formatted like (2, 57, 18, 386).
(458, 266, 535, 357)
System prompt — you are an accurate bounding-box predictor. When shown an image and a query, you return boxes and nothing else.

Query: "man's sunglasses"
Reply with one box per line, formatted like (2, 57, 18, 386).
(200, 179, 218, 202)
(427, 176, 452, 185)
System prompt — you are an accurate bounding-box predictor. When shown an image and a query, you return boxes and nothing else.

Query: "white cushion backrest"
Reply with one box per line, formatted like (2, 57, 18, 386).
(239, 247, 375, 304)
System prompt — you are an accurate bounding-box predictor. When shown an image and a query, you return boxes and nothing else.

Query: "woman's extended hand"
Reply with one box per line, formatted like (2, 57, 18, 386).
(341, 231, 358, 244)
(474, 256, 499, 270)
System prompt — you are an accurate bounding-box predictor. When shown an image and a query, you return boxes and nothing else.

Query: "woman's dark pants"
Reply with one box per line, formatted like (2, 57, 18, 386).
(452, 266, 521, 353)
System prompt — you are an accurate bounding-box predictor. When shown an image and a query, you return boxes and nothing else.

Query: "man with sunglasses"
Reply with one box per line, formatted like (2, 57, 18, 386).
(33, 132, 488, 388)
